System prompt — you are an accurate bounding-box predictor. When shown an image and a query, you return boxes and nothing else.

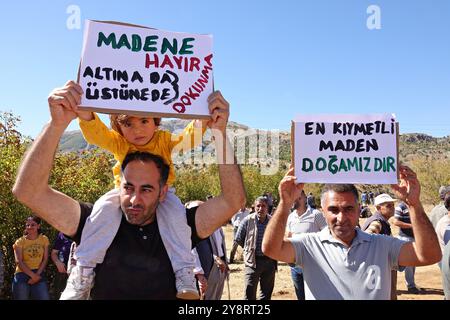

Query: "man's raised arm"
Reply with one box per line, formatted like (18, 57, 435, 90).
(262, 167, 302, 263)
(13, 81, 83, 237)
(395, 166, 442, 266)
(195, 91, 246, 239)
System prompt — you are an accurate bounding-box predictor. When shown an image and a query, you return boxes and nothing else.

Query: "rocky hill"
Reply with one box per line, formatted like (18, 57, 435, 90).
(399, 133, 450, 161)
(60, 120, 450, 164)
(59, 119, 253, 151)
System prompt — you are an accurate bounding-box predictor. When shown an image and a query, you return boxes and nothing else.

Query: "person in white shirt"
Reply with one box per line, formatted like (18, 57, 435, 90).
(229, 206, 250, 263)
(436, 194, 450, 254)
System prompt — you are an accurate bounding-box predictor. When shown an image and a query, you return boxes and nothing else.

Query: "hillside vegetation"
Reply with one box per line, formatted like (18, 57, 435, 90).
(58, 118, 450, 205)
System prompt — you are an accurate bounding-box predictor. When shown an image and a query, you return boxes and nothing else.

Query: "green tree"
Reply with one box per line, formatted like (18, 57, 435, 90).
(0, 111, 113, 299)
(174, 165, 220, 204)
(0, 111, 32, 299)
(409, 157, 450, 205)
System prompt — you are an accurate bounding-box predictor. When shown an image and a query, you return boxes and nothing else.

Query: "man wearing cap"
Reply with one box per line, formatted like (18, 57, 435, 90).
(392, 202, 420, 294)
(430, 186, 450, 228)
(362, 194, 396, 235)
(361, 193, 398, 299)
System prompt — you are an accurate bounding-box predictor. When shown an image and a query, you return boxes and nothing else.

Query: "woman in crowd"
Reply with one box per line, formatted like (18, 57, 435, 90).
(12, 216, 50, 300)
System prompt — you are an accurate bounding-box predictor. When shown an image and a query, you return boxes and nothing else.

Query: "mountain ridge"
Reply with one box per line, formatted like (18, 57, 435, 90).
(59, 119, 450, 162)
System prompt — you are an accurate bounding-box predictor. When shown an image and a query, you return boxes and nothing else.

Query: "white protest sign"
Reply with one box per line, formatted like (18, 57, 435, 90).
(293, 114, 398, 184)
(78, 20, 213, 119)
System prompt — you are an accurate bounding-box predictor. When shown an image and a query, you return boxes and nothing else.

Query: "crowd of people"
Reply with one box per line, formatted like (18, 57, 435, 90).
(2, 187, 450, 300)
(0, 81, 449, 300)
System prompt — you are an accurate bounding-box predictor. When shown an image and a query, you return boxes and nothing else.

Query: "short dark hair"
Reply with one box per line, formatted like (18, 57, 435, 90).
(255, 196, 268, 205)
(439, 186, 450, 200)
(121, 152, 170, 188)
(293, 190, 307, 210)
(444, 194, 450, 211)
(320, 184, 359, 206)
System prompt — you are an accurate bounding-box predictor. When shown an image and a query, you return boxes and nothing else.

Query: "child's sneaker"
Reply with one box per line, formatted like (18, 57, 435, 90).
(60, 265, 95, 300)
(175, 268, 200, 300)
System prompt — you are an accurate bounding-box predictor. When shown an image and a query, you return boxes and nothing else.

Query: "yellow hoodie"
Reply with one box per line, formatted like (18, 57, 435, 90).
(79, 113, 206, 187)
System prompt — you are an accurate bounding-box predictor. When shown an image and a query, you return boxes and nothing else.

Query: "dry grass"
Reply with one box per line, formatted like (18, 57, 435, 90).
(219, 204, 445, 300)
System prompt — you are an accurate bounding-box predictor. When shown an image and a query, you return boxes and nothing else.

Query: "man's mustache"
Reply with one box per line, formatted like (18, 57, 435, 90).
(126, 205, 145, 210)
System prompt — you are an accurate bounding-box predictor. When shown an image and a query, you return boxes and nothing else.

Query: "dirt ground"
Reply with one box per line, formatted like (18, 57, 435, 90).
(220, 204, 445, 300)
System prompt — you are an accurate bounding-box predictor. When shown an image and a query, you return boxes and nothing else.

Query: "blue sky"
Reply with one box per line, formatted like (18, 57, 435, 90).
(1, 0, 449, 138)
